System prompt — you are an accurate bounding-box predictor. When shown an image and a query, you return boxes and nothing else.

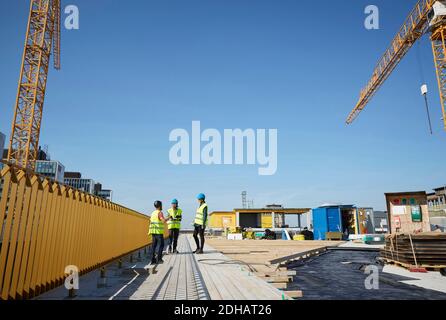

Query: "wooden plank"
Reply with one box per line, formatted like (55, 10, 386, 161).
(285, 290, 303, 299)
(190, 236, 285, 300)
(271, 282, 288, 289)
(269, 247, 328, 265)
(259, 276, 292, 283)
(260, 270, 297, 277)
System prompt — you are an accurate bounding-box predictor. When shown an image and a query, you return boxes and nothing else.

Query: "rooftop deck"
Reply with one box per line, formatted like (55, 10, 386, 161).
(36, 235, 288, 300)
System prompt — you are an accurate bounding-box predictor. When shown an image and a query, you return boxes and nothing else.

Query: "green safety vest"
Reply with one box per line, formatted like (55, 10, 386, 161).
(149, 210, 164, 235)
(194, 203, 208, 226)
(167, 208, 182, 230)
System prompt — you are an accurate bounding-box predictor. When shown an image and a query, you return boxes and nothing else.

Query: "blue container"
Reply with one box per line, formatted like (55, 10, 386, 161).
(312, 207, 342, 240)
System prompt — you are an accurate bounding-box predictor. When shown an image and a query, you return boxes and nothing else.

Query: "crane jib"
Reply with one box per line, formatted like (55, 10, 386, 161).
(346, 0, 446, 130)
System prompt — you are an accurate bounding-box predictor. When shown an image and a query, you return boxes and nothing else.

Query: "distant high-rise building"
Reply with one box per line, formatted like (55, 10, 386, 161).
(96, 189, 113, 202)
(0, 132, 5, 195)
(0, 132, 5, 170)
(94, 183, 113, 201)
(37, 146, 49, 161)
(35, 160, 65, 183)
(0, 132, 5, 155)
(64, 173, 113, 200)
(64, 171, 82, 179)
(2, 144, 49, 164)
(64, 176, 95, 194)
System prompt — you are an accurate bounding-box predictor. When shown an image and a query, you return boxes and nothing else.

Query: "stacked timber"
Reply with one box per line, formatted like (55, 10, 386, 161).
(380, 232, 446, 268)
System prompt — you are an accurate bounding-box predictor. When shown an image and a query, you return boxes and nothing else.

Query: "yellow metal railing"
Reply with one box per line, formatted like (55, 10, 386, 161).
(0, 164, 153, 300)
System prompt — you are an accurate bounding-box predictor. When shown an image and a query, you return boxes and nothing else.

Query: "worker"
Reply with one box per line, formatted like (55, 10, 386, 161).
(193, 193, 208, 254)
(301, 227, 314, 240)
(149, 200, 167, 264)
(167, 198, 182, 254)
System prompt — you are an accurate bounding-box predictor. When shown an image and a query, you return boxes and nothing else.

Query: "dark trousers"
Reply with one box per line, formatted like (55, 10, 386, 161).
(193, 225, 205, 250)
(168, 228, 180, 251)
(151, 234, 164, 261)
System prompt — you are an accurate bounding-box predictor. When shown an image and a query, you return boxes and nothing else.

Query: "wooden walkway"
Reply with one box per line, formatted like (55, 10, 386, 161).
(36, 234, 289, 300)
(130, 235, 288, 300)
(130, 234, 208, 300)
(186, 236, 287, 300)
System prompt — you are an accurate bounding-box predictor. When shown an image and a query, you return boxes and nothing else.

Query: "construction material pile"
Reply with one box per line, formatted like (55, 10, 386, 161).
(380, 232, 446, 268)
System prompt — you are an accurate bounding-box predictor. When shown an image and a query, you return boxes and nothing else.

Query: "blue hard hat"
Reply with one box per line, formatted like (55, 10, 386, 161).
(171, 198, 178, 204)
(196, 193, 206, 200)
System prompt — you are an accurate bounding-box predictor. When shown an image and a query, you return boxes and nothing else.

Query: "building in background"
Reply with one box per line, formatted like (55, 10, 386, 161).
(64, 172, 113, 201)
(35, 160, 65, 183)
(94, 182, 113, 201)
(64, 173, 95, 194)
(0, 132, 5, 170)
(369, 211, 389, 233)
(209, 206, 311, 231)
(428, 186, 446, 208)
(64, 171, 81, 179)
(0, 132, 5, 156)
(0, 132, 5, 195)
(96, 189, 113, 201)
(427, 186, 446, 230)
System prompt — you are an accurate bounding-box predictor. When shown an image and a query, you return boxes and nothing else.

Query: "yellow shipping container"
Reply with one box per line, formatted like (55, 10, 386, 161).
(261, 213, 272, 228)
(209, 211, 236, 229)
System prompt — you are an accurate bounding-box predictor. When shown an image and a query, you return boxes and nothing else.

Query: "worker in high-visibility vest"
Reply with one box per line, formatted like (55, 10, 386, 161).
(167, 198, 182, 254)
(149, 200, 167, 264)
(193, 193, 208, 254)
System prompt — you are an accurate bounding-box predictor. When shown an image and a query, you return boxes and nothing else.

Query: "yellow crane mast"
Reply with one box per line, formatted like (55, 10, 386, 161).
(346, 0, 446, 130)
(7, 0, 61, 171)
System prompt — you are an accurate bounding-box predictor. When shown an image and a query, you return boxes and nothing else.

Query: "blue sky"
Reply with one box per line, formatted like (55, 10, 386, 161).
(0, 0, 444, 225)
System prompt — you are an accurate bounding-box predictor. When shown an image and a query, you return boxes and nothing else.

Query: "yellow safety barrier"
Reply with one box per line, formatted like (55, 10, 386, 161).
(0, 164, 157, 300)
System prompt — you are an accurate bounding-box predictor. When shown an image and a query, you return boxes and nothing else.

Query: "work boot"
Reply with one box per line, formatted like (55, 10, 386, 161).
(196, 249, 204, 254)
(193, 248, 200, 254)
(151, 258, 157, 265)
(174, 249, 179, 254)
(168, 246, 172, 254)
(157, 259, 165, 264)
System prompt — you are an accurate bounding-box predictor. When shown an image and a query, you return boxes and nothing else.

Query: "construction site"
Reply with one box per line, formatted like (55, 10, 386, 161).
(1, 0, 446, 306)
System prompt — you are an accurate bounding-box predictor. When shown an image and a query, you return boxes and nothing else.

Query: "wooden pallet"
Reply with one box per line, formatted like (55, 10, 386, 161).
(381, 257, 446, 271)
(381, 250, 446, 265)
(381, 233, 446, 268)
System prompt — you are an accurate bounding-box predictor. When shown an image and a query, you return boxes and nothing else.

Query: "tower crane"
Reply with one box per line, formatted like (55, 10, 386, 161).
(346, 0, 446, 130)
(6, 0, 61, 171)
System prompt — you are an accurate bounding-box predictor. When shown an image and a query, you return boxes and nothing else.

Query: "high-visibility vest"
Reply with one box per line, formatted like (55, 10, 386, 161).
(167, 208, 182, 230)
(149, 210, 164, 235)
(194, 203, 208, 226)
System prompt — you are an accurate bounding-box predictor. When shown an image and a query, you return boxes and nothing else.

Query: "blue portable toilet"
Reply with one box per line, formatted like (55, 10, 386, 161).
(312, 205, 357, 240)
